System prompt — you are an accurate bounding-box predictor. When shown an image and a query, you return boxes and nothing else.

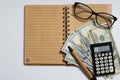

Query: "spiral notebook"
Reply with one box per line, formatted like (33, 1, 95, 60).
(24, 4, 111, 65)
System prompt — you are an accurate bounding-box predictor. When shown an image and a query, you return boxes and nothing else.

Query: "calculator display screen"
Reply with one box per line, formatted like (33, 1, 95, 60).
(94, 45, 110, 52)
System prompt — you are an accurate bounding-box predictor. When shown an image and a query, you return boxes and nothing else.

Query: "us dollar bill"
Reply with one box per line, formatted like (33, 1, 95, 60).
(69, 31, 92, 64)
(62, 20, 120, 79)
(64, 52, 93, 71)
(61, 32, 93, 72)
(76, 20, 120, 78)
(88, 27, 120, 78)
(89, 27, 120, 73)
(61, 32, 74, 55)
(76, 21, 97, 57)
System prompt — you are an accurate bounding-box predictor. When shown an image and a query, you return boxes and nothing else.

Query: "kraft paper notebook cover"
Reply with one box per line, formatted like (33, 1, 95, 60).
(24, 4, 111, 65)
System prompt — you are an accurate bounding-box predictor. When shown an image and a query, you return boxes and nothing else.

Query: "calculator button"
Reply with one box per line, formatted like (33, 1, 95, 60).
(105, 66, 109, 70)
(101, 67, 104, 70)
(100, 61, 104, 63)
(110, 66, 114, 72)
(109, 59, 113, 62)
(95, 58, 99, 61)
(96, 68, 100, 71)
(95, 61, 99, 64)
(96, 64, 100, 68)
(102, 53, 105, 56)
(100, 64, 104, 67)
(108, 56, 112, 59)
(106, 70, 110, 73)
(101, 70, 105, 74)
(104, 56, 107, 60)
(109, 52, 112, 55)
(105, 53, 108, 56)
(104, 60, 108, 63)
(96, 71, 100, 74)
(95, 54, 97, 57)
(109, 63, 113, 66)
(98, 54, 101, 57)
(105, 63, 108, 66)
(100, 57, 103, 60)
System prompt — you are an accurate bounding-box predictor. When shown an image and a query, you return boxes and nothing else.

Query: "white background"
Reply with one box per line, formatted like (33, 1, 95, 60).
(0, 0, 120, 80)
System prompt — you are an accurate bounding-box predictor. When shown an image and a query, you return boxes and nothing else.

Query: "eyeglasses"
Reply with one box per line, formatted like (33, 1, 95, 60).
(73, 2, 117, 29)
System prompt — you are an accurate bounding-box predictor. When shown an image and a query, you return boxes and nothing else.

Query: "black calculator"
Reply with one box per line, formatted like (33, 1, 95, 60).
(90, 42, 115, 76)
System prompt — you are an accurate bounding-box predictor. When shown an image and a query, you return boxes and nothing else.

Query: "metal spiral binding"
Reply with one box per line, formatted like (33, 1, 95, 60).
(62, 7, 66, 44)
(62, 6, 70, 44)
(66, 6, 70, 36)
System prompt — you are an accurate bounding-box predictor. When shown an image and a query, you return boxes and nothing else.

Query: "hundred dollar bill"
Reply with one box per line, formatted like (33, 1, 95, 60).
(76, 20, 97, 58)
(69, 31, 92, 64)
(76, 20, 120, 78)
(61, 33, 92, 66)
(61, 32, 74, 54)
(89, 27, 120, 73)
(61, 32, 93, 72)
(64, 52, 93, 71)
(89, 27, 120, 78)
(76, 20, 97, 44)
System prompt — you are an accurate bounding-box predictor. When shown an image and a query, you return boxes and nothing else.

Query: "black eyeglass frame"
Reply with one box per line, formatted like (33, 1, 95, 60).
(73, 2, 117, 29)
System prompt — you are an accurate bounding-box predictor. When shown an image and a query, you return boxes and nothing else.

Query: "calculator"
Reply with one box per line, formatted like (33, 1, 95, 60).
(90, 42, 115, 76)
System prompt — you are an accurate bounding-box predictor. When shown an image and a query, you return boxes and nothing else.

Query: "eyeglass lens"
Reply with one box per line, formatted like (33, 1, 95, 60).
(75, 4, 92, 19)
(74, 3, 117, 28)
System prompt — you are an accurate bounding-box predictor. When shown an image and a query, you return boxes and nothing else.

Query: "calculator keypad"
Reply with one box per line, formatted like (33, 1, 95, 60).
(94, 52, 115, 76)
(90, 42, 115, 76)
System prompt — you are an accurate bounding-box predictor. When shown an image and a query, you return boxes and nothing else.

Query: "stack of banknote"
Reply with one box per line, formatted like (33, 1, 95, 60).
(61, 20, 120, 78)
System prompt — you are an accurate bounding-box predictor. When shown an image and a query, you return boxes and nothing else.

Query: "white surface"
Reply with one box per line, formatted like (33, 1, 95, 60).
(0, 0, 120, 80)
